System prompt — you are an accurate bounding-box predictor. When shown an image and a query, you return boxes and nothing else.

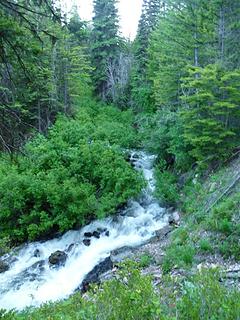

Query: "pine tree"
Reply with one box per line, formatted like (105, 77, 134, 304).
(0, 2, 93, 153)
(91, 0, 120, 100)
(131, 0, 161, 112)
(181, 64, 240, 165)
(135, 0, 161, 70)
(148, 0, 218, 109)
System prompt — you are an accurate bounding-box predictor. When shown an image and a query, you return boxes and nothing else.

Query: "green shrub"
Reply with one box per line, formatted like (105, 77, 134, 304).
(199, 239, 213, 253)
(0, 105, 144, 243)
(176, 269, 240, 320)
(155, 169, 179, 206)
(139, 254, 153, 268)
(205, 193, 240, 260)
(162, 243, 195, 273)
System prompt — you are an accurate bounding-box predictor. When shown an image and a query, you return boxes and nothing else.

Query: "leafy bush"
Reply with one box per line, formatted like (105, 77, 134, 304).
(155, 169, 179, 206)
(205, 193, 240, 259)
(137, 109, 193, 172)
(176, 269, 240, 320)
(0, 105, 144, 243)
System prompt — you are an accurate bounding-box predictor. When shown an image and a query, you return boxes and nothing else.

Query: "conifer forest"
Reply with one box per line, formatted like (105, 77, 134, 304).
(0, 1, 240, 319)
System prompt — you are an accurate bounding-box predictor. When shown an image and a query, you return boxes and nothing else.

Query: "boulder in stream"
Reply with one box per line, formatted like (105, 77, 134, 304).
(48, 250, 67, 267)
(81, 257, 113, 292)
(92, 231, 100, 239)
(168, 211, 180, 225)
(84, 232, 93, 238)
(0, 260, 9, 273)
(83, 239, 91, 246)
(33, 249, 41, 258)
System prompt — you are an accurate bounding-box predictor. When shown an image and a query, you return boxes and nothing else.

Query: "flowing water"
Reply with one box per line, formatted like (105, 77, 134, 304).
(0, 151, 168, 311)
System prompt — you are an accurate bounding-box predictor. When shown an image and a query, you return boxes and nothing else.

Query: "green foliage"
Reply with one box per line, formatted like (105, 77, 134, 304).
(162, 243, 195, 273)
(0, 104, 144, 243)
(206, 193, 240, 259)
(199, 239, 213, 253)
(0, 236, 11, 256)
(91, 0, 120, 99)
(181, 64, 240, 166)
(144, 1, 240, 172)
(139, 253, 154, 268)
(155, 169, 179, 206)
(180, 165, 240, 261)
(176, 269, 240, 320)
(0, 2, 93, 153)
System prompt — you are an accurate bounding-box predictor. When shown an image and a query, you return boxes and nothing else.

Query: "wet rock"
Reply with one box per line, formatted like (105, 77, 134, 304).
(131, 153, 140, 160)
(105, 231, 110, 237)
(67, 243, 76, 252)
(0, 260, 9, 273)
(81, 257, 113, 292)
(172, 211, 180, 224)
(124, 153, 132, 163)
(84, 232, 92, 238)
(154, 226, 173, 240)
(111, 246, 132, 256)
(92, 231, 100, 239)
(33, 249, 41, 258)
(83, 239, 91, 246)
(168, 211, 180, 225)
(110, 246, 134, 263)
(48, 250, 67, 267)
(30, 260, 45, 272)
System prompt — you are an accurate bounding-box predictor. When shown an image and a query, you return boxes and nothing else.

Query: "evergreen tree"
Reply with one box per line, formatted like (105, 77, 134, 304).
(131, 0, 161, 112)
(91, 0, 120, 100)
(135, 0, 161, 70)
(0, 2, 92, 153)
(181, 64, 240, 165)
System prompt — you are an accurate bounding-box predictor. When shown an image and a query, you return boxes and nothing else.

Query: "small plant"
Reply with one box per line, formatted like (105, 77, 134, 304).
(139, 254, 153, 268)
(0, 237, 11, 256)
(199, 239, 213, 253)
(162, 243, 195, 273)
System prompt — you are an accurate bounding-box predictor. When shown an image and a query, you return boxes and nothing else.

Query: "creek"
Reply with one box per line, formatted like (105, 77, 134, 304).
(0, 151, 168, 310)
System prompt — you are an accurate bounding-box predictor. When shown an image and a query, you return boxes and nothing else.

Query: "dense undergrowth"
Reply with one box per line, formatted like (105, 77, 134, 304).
(158, 163, 240, 273)
(1, 262, 240, 320)
(0, 102, 143, 244)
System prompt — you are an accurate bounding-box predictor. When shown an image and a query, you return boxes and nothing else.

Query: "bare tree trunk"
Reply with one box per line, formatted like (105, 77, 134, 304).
(106, 53, 132, 104)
